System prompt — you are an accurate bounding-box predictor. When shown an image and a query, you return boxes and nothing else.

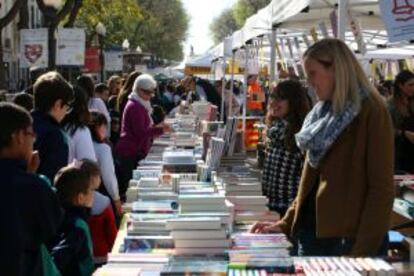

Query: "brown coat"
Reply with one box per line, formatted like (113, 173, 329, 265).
(279, 92, 395, 257)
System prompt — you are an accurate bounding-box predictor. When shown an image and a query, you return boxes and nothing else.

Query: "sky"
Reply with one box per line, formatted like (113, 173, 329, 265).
(182, 0, 237, 57)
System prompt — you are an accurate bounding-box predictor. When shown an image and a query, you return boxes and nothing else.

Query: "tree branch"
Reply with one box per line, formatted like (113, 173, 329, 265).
(64, 0, 83, 28)
(56, 0, 75, 23)
(0, 0, 26, 29)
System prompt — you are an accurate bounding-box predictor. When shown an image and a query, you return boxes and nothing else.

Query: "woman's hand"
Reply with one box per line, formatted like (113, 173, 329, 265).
(114, 200, 123, 216)
(249, 221, 282, 234)
(404, 130, 414, 144)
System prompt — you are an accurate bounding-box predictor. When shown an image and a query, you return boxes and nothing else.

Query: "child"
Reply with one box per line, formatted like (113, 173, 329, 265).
(0, 102, 62, 275)
(80, 160, 118, 266)
(32, 71, 74, 182)
(88, 111, 122, 216)
(52, 162, 95, 276)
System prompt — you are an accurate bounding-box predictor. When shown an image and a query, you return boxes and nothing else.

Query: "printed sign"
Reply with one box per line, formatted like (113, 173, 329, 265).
(56, 28, 85, 66)
(104, 51, 123, 71)
(380, 0, 414, 42)
(20, 29, 48, 68)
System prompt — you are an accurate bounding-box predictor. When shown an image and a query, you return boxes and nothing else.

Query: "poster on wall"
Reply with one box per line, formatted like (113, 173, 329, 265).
(380, 0, 414, 42)
(83, 47, 100, 73)
(104, 51, 123, 71)
(19, 28, 48, 68)
(56, 28, 85, 66)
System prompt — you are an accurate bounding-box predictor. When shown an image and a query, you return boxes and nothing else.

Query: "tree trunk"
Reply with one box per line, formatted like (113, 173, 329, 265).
(0, 0, 26, 90)
(0, 31, 6, 90)
(18, 0, 29, 29)
(48, 24, 57, 70)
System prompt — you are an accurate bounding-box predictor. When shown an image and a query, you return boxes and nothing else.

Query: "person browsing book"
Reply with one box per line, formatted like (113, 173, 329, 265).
(115, 74, 171, 201)
(388, 70, 414, 173)
(262, 80, 310, 216)
(251, 38, 394, 257)
(0, 103, 63, 275)
(51, 161, 96, 276)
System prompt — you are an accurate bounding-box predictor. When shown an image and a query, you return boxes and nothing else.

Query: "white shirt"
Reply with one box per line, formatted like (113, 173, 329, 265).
(89, 97, 111, 137)
(67, 127, 97, 163)
(94, 142, 120, 201)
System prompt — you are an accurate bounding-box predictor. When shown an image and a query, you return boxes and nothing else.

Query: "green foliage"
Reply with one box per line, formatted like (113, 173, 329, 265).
(209, 8, 239, 45)
(75, 0, 189, 61)
(233, 0, 271, 27)
(209, 0, 271, 46)
(133, 0, 189, 61)
(75, 0, 142, 47)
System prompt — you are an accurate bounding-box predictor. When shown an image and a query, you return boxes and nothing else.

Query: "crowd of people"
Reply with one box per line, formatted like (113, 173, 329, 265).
(1, 38, 414, 274)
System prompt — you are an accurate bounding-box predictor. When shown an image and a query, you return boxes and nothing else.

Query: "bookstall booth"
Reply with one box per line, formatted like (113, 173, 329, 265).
(95, 0, 414, 274)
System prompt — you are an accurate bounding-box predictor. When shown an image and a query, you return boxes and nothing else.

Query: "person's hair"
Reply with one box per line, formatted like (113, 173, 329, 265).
(0, 103, 32, 151)
(77, 75, 95, 101)
(13, 92, 34, 111)
(117, 71, 142, 113)
(94, 83, 109, 95)
(393, 70, 414, 115)
(88, 110, 108, 143)
(108, 75, 122, 95)
(33, 71, 74, 113)
(54, 165, 92, 205)
(303, 38, 378, 114)
(62, 86, 90, 136)
(78, 158, 100, 178)
(266, 80, 311, 150)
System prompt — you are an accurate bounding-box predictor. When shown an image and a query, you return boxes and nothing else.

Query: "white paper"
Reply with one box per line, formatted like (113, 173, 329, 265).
(104, 51, 123, 71)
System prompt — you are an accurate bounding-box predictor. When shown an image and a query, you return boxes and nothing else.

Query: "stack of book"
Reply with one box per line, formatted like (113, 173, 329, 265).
(191, 101, 216, 121)
(161, 256, 227, 275)
(226, 196, 269, 212)
(172, 132, 198, 147)
(229, 233, 294, 274)
(128, 213, 175, 236)
(178, 194, 227, 213)
(295, 257, 396, 275)
(166, 217, 230, 255)
(99, 253, 169, 275)
(131, 201, 178, 214)
(162, 150, 199, 173)
(123, 235, 175, 253)
(224, 180, 262, 196)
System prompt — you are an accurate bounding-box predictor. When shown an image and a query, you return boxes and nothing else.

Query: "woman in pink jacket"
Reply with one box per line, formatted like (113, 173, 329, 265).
(114, 74, 169, 201)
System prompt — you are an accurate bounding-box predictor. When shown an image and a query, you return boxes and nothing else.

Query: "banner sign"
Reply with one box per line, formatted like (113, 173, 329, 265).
(56, 28, 85, 66)
(380, 0, 414, 42)
(104, 51, 123, 71)
(19, 28, 48, 68)
(83, 47, 100, 73)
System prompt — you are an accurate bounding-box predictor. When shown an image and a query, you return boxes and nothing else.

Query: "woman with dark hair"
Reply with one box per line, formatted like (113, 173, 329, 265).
(76, 75, 95, 102)
(262, 80, 311, 216)
(117, 71, 141, 117)
(62, 86, 96, 163)
(388, 70, 414, 173)
(88, 111, 122, 216)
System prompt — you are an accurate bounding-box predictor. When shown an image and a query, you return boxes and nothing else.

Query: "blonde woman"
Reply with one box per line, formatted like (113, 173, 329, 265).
(107, 75, 122, 96)
(251, 39, 394, 257)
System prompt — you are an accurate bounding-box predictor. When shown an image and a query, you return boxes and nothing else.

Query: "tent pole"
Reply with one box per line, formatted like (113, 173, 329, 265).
(338, 0, 348, 41)
(229, 51, 236, 117)
(220, 57, 226, 121)
(270, 26, 277, 84)
(242, 46, 249, 154)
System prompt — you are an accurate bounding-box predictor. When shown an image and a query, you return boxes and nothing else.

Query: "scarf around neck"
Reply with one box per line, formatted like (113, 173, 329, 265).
(129, 92, 154, 125)
(295, 88, 368, 168)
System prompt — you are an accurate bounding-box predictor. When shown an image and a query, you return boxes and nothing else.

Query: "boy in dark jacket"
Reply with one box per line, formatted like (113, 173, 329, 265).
(52, 162, 95, 276)
(32, 71, 74, 182)
(0, 103, 63, 275)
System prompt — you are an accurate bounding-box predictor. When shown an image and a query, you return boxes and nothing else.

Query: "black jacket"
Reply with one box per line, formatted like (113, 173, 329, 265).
(32, 110, 69, 182)
(0, 159, 63, 276)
